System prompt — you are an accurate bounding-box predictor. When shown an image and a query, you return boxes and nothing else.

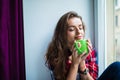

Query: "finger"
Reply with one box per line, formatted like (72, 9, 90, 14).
(87, 43, 93, 50)
(86, 39, 91, 43)
(71, 40, 76, 52)
(72, 47, 77, 57)
(72, 47, 75, 55)
(82, 52, 87, 56)
(74, 50, 78, 57)
(87, 40, 93, 50)
(78, 41, 81, 47)
(88, 45, 92, 53)
(81, 52, 88, 60)
(87, 39, 92, 47)
(78, 52, 86, 58)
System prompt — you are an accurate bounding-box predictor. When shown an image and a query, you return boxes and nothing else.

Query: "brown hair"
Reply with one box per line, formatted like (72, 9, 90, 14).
(45, 11, 86, 80)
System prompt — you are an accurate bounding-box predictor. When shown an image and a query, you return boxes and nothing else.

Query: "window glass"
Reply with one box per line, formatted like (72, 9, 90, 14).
(114, 0, 120, 61)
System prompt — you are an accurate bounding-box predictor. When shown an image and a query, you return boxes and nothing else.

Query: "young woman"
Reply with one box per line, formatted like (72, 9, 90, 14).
(45, 11, 120, 80)
(45, 11, 97, 80)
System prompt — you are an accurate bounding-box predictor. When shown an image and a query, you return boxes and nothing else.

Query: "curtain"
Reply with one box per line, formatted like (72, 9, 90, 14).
(0, 0, 26, 80)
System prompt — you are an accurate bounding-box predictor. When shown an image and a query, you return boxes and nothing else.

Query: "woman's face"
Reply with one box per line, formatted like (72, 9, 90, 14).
(67, 17, 85, 48)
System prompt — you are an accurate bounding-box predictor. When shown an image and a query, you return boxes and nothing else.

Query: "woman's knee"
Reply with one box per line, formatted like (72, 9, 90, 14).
(110, 61, 120, 70)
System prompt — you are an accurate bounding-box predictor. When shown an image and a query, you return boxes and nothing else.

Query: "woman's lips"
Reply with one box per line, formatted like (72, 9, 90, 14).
(75, 36, 83, 39)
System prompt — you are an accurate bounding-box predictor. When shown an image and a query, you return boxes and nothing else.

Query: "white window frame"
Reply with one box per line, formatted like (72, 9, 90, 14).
(106, 0, 115, 66)
(94, 0, 107, 76)
(94, 0, 116, 76)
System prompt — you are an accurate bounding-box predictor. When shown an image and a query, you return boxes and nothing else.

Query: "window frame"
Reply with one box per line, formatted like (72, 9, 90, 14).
(94, 0, 116, 76)
(94, 0, 106, 76)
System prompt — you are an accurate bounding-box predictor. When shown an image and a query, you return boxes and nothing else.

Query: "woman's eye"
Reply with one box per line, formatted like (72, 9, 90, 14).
(79, 27, 83, 30)
(68, 27, 75, 31)
(79, 26, 83, 30)
(79, 25, 83, 30)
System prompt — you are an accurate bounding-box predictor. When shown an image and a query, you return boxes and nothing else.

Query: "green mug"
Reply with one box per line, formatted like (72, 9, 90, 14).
(74, 40, 88, 55)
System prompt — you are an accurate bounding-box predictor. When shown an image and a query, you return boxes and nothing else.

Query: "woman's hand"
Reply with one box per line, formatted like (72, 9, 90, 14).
(87, 39, 93, 54)
(70, 41, 87, 66)
(67, 39, 94, 80)
(70, 39, 93, 67)
(79, 39, 93, 70)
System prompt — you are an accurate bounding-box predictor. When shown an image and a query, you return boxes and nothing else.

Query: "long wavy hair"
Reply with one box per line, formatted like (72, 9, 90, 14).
(45, 11, 86, 80)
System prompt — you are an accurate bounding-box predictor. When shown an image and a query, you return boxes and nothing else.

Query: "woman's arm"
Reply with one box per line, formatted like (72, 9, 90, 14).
(66, 63, 79, 80)
(79, 40, 98, 80)
(66, 46, 85, 80)
(79, 61, 94, 80)
(79, 50, 98, 80)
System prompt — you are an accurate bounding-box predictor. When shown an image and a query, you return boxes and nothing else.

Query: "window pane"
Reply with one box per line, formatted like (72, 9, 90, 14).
(114, 0, 120, 61)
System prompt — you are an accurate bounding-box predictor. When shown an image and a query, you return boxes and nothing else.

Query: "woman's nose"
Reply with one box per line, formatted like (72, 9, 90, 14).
(76, 29, 81, 34)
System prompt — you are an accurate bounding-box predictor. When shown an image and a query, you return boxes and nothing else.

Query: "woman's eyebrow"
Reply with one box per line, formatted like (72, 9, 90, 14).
(68, 25, 75, 28)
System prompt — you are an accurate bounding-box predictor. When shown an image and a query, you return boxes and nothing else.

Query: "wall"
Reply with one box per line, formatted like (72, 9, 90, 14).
(23, 0, 94, 80)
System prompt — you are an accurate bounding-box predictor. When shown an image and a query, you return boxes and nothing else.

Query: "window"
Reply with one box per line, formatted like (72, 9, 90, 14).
(114, 0, 120, 61)
(106, 0, 120, 65)
(115, 0, 118, 6)
(106, 0, 116, 66)
(95, 0, 120, 76)
(115, 16, 118, 26)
